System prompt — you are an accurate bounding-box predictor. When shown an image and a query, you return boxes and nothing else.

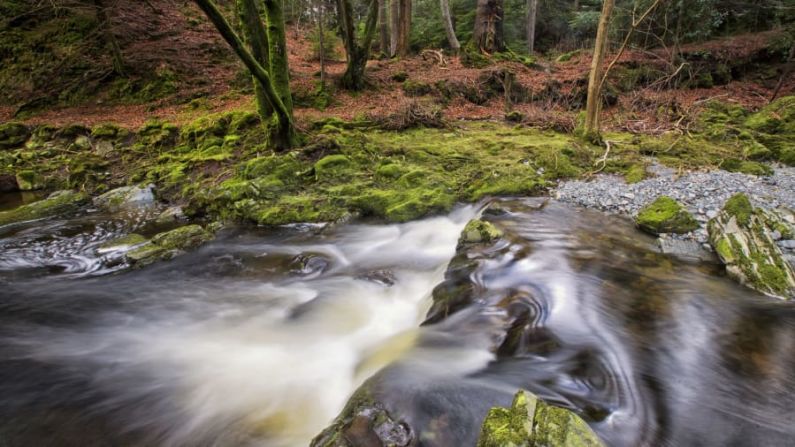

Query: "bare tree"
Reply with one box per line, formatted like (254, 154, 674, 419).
(336, 0, 379, 89)
(583, 0, 614, 138)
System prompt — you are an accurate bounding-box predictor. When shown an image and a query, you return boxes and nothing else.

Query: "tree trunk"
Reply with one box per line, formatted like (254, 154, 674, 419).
(473, 0, 504, 53)
(317, 2, 326, 86)
(771, 41, 795, 102)
(236, 0, 272, 119)
(194, 0, 296, 149)
(390, 0, 399, 56)
(94, 0, 125, 76)
(440, 0, 460, 54)
(574, 0, 579, 11)
(263, 0, 292, 114)
(526, 0, 537, 54)
(379, 0, 390, 56)
(394, 0, 411, 57)
(337, 0, 379, 90)
(583, 0, 614, 138)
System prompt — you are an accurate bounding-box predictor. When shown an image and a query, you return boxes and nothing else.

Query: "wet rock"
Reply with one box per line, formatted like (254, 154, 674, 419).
(290, 254, 330, 277)
(0, 122, 30, 149)
(97, 234, 148, 253)
(356, 269, 397, 286)
(0, 190, 89, 226)
(460, 219, 503, 246)
(155, 206, 185, 224)
(658, 236, 717, 263)
(94, 140, 114, 157)
(126, 224, 214, 267)
(477, 390, 603, 447)
(635, 196, 699, 235)
(72, 135, 92, 151)
(94, 185, 156, 212)
(311, 390, 413, 447)
(0, 174, 19, 192)
(707, 194, 795, 299)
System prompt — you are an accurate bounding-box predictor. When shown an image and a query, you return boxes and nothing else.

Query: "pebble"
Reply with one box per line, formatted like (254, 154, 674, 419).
(554, 163, 795, 258)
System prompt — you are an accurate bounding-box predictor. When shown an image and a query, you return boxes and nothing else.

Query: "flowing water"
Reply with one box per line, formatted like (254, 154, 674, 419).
(0, 195, 793, 446)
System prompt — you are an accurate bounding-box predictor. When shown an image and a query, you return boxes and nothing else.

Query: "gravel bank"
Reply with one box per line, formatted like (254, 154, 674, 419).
(554, 164, 795, 261)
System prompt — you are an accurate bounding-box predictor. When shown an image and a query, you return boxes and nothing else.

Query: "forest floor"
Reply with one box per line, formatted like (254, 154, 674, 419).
(0, 0, 791, 134)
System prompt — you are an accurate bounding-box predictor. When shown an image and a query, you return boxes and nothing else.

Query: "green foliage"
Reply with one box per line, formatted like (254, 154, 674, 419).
(308, 28, 340, 61)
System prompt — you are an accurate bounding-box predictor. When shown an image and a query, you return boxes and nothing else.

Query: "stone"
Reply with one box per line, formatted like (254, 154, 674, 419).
(0, 174, 19, 192)
(126, 224, 214, 267)
(15, 170, 45, 191)
(461, 219, 503, 245)
(476, 390, 604, 447)
(94, 140, 114, 157)
(0, 190, 89, 226)
(155, 206, 185, 224)
(73, 135, 92, 151)
(94, 185, 156, 212)
(0, 122, 30, 149)
(635, 196, 699, 235)
(658, 236, 718, 263)
(707, 193, 795, 299)
(97, 234, 148, 254)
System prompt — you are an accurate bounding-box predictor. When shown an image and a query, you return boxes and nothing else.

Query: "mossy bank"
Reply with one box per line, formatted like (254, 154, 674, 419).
(1, 97, 793, 228)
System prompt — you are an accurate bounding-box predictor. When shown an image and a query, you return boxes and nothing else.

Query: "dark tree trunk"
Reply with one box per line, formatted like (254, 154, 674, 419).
(526, 0, 537, 54)
(390, 0, 399, 56)
(236, 0, 272, 119)
(194, 0, 296, 149)
(337, 0, 379, 90)
(473, 0, 504, 53)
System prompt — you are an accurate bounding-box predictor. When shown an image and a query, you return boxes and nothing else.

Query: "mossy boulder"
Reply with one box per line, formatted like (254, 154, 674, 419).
(635, 196, 699, 235)
(477, 390, 603, 447)
(97, 234, 148, 253)
(126, 224, 214, 267)
(315, 154, 354, 181)
(0, 190, 89, 226)
(707, 194, 795, 299)
(461, 219, 503, 245)
(0, 122, 30, 149)
(15, 170, 46, 191)
(721, 158, 773, 176)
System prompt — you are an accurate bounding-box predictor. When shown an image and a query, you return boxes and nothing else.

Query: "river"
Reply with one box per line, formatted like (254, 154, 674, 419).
(0, 195, 793, 446)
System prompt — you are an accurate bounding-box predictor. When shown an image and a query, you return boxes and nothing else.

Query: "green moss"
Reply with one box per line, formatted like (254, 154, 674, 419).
(724, 193, 753, 226)
(98, 233, 148, 250)
(315, 154, 354, 181)
(91, 123, 122, 140)
(127, 224, 213, 267)
(624, 164, 647, 184)
(391, 71, 409, 82)
(636, 196, 699, 235)
(461, 219, 503, 245)
(0, 190, 88, 226)
(780, 148, 795, 166)
(375, 162, 405, 180)
(722, 159, 773, 176)
(555, 49, 581, 62)
(0, 122, 30, 149)
(402, 80, 433, 97)
(505, 111, 525, 123)
(15, 170, 45, 191)
(715, 237, 735, 263)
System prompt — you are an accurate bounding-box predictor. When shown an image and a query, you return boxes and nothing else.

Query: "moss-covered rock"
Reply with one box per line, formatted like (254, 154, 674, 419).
(707, 193, 795, 299)
(0, 122, 30, 149)
(402, 80, 433, 97)
(721, 159, 773, 176)
(635, 196, 699, 235)
(0, 190, 88, 226)
(476, 390, 603, 447)
(15, 170, 46, 191)
(461, 219, 503, 245)
(97, 233, 148, 252)
(126, 224, 214, 267)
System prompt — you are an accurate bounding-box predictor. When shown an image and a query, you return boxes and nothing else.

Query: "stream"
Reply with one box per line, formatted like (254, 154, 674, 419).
(1, 195, 794, 446)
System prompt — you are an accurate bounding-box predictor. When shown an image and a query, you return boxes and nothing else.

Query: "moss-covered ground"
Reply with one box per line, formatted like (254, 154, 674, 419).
(0, 97, 792, 227)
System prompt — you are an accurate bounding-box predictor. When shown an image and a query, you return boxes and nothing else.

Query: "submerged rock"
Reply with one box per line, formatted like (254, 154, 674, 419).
(126, 224, 213, 267)
(707, 193, 795, 299)
(94, 185, 156, 212)
(635, 196, 699, 235)
(477, 390, 603, 447)
(658, 236, 717, 263)
(0, 190, 88, 226)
